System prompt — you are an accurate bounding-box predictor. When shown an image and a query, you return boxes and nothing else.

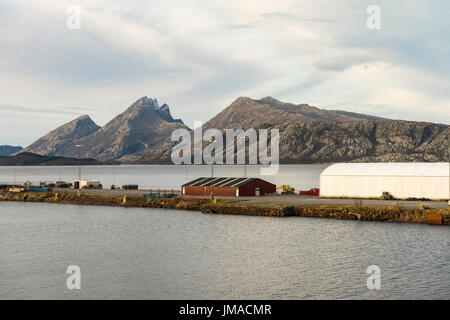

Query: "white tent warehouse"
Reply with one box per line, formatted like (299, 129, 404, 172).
(319, 163, 449, 200)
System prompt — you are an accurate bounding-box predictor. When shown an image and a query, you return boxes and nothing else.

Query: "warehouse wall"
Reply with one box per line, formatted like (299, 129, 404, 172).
(320, 175, 449, 200)
(183, 179, 276, 197)
(183, 186, 237, 197)
(238, 179, 276, 196)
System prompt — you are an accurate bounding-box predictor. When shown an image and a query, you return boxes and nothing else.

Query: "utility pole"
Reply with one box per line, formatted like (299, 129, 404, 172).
(112, 166, 116, 186)
(209, 133, 215, 179)
(76, 144, 83, 180)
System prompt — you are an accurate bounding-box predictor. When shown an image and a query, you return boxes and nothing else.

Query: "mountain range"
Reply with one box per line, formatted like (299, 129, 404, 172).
(22, 97, 187, 161)
(20, 96, 449, 164)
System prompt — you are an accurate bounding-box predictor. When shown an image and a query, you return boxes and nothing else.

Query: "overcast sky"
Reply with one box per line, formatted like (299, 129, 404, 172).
(1, 0, 449, 146)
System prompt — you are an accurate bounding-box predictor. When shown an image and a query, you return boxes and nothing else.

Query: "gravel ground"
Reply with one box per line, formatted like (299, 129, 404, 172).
(53, 188, 448, 209)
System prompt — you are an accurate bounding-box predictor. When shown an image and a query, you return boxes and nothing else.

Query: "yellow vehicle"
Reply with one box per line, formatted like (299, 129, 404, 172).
(276, 185, 295, 194)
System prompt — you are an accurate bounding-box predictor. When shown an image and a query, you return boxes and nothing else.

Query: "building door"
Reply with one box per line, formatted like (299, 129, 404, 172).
(255, 188, 261, 196)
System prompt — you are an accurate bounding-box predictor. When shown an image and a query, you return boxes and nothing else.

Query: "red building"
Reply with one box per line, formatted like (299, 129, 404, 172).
(182, 177, 276, 197)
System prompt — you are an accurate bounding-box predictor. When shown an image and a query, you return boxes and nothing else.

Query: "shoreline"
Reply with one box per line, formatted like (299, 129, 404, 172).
(0, 190, 448, 226)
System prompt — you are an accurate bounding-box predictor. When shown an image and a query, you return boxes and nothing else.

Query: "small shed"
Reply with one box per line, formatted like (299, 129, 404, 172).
(182, 177, 276, 197)
(72, 180, 102, 189)
(320, 162, 449, 200)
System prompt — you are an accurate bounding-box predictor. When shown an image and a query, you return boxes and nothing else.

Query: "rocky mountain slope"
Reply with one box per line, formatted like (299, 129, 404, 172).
(136, 97, 448, 164)
(135, 119, 448, 164)
(22, 97, 188, 161)
(0, 145, 23, 156)
(22, 115, 100, 156)
(276, 120, 449, 163)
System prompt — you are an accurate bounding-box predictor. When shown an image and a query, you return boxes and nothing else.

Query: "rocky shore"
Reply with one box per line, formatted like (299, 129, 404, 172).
(0, 190, 448, 226)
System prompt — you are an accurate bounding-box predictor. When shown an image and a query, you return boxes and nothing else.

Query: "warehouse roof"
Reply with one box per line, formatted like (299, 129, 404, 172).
(183, 177, 273, 188)
(320, 162, 449, 177)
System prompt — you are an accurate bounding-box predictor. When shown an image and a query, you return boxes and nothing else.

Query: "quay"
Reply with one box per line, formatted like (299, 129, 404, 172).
(0, 188, 448, 226)
(49, 187, 449, 209)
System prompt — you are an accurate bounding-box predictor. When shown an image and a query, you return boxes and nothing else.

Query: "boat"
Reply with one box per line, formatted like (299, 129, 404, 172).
(143, 194, 174, 198)
(26, 187, 51, 192)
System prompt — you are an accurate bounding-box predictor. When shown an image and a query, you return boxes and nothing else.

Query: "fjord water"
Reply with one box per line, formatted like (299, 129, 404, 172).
(0, 164, 327, 191)
(0, 201, 449, 299)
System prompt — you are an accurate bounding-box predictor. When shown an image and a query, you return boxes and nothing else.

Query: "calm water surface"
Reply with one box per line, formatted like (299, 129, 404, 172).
(0, 201, 448, 299)
(0, 164, 326, 191)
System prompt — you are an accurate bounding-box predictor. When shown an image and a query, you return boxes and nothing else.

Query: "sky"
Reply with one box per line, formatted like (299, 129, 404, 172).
(0, 0, 449, 146)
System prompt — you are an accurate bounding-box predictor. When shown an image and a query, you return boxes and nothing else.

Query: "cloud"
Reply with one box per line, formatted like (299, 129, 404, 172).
(0, 0, 448, 146)
(259, 11, 338, 24)
(0, 104, 95, 115)
(314, 54, 377, 72)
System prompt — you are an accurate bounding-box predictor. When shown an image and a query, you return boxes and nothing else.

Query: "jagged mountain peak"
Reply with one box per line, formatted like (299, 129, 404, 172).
(75, 114, 91, 120)
(72, 96, 188, 160)
(127, 96, 160, 111)
(122, 97, 184, 125)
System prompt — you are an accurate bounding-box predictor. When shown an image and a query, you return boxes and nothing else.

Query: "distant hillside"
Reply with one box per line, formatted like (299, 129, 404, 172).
(0, 152, 111, 166)
(0, 145, 23, 156)
(275, 120, 449, 163)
